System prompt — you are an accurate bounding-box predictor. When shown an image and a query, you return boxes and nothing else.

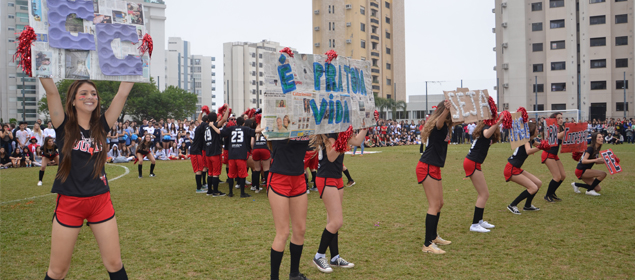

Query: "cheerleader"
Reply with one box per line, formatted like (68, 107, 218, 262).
(572, 132, 606, 196)
(417, 100, 453, 254)
(38, 136, 59, 186)
(464, 118, 503, 233)
(135, 134, 156, 178)
(310, 129, 367, 273)
(504, 120, 542, 214)
(542, 112, 566, 202)
(40, 78, 132, 280)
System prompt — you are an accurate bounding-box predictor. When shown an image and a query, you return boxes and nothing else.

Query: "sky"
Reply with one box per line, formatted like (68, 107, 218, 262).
(164, 0, 497, 102)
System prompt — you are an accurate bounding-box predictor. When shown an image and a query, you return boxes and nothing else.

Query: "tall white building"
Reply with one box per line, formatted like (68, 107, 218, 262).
(223, 40, 297, 114)
(135, 0, 167, 91)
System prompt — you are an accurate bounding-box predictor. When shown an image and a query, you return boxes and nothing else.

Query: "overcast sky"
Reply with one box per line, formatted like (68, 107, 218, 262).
(164, 0, 497, 102)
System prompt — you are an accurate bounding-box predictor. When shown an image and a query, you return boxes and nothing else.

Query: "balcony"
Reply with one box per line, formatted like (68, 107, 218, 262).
(372, 85, 380, 90)
(370, 2, 379, 8)
(371, 68, 380, 73)
(371, 52, 379, 57)
(371, 18, 379, 24)
(371, 35, 379, 41)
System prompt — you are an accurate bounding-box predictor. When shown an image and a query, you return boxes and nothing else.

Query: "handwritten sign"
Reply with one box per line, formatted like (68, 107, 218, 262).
(508, 112, 530, 150)
(561, 123, 588, 153)
(443, 88, 492, 124)
(543, 118, 559, 148)
(600, 149, 622, 174)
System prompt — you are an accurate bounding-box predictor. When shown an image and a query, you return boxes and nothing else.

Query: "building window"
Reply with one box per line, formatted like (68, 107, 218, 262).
(386, 47, 391, 54)
(589, 0, 605, 3)
(385, 1, 390, 8)
(360, 6, 365, 15)
(533, 84, 544, 92)
(550, 19, 565, 28)
(590, 59, 606, 68)
(615, 14, 627, 24)
(386, 17, 390, 24)
(9, 15, 14, 19)
(550, 0, 564, 8)
(550, 40, 565, 50)
(551, 61, 566, 70)
(590, 15, 606, 25)
(616, 80, 628, 89)
(551, 104, 566, 110)
(387, 78, 391, 85)
(616, 102, 629, 112)
(532, 22, 543, 31)
(386, 31, 391, 39)
(372, 25, 378, 34)
(533, 104, 545, 111)
(590, 37, 606, 46)
(361, 23, 365, 32)
(616, 58, 628, 68)
(372, 41, 378, 50)
(531, 2, 542, 11)
(616, 36, 628, 46)
(533, 64, 544, 72)
(532, 43, 543, 52)
(386, 63, 391, 70)
(551, 83, 566, 91)
(372, 58, 378, 67)
(259, 53, 263, 59)
(371, 9, 377, 17)
(8, 2, 14, 6)
(372, 75, 379, 83)
(361, 40, 366, 49)
(590, 81, 607, 90)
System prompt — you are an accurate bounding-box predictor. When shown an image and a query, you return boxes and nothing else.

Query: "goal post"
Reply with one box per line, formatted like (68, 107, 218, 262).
(526, 109, 581, 122)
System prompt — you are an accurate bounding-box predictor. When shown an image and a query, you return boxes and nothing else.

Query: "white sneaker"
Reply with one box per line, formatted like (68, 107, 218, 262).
(479, 220, 495, 229)
(586, 190, 601, 196)
(250, 186, 256, 191)
(572, 182, 581, 194)
(37, 181, 42, 186)
(246, 180, 251, 185)
(470, 224, 490, 233)
(306, 189, 310, 194)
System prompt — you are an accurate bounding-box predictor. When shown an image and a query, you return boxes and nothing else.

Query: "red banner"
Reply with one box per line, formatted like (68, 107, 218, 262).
(543, 118, 559, 148)
(561, 122, 588, 153)
(600, 149, 622, 175)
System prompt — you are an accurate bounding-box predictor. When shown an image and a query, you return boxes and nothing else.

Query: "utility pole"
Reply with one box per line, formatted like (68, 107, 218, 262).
(624, 72, 627, 119)
(22, 77, 25, 122)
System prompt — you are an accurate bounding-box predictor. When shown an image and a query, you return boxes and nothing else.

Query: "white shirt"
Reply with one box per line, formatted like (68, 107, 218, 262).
(16, 129, 31, 146)
(43, 128, 56, 139)
(145, 127, 155, 137)
(468, 123, 476, 134)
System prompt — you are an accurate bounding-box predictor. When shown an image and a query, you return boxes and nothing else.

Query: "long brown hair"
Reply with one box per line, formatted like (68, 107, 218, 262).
(420, 101, 452, 143)
(138, 134, 153, 152)
(472, 120, 501, 143)
(57, 80, 107, 182)
(528, 120, 538, 138)
(589, 132, 602, 156)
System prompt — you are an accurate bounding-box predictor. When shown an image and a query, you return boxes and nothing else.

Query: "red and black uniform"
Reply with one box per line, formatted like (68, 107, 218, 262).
(541, 139, 562, 163)
(222, 133, 230, 165)
(252, 134, 271, 161)
(303, 145, 318, 170)
(51, 115, 114, 228)
(268, 137, 310, 197)
(416, 123, 450, 183)
(575, 146, 598, 179)
(315, 133, 344, 198)
(220, 126, 255, 179)
(204, 122, 223, 177)
(189, 122, 208, 173)
(42, 144, 59, 160)
(136, 143, 151, 156)
(504, 139, 534, 181)
(463, 125, 492, 177)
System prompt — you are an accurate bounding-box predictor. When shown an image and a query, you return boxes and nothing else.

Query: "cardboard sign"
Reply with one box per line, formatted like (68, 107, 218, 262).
(561, 122, 588, 153)
(443, 88, 492, 124)
(28, 0, 151, 82)
(262, 53, 375, 140)
(543, 118, 559, 147)
(508, 112, 531, 150)
(600, 149, 622, 174)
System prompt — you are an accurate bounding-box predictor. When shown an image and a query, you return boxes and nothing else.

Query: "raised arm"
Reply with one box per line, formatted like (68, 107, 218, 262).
(483, 118, 503, 139)
(40, 78, 64, 128)
(105, 82, 134, 128)
(348, 129, 368, 147)
(436, 100, 451, 130)
(324, 137, 340, 162)
(217, 104, 230, 127)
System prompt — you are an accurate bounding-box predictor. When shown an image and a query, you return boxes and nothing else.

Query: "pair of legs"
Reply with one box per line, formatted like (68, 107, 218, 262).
(39, 155, 60, 185)
(421, 177, 447, 253)
(508, 171, 542, 213)
(544, 158, 566, 200)
(575, 169, 606, 192)
(468, 170, 494, 231)
(313, 186, 351, 272)
(269, 191, 308, 280)
(352, 142, 364, 155)
(46, 217, 125, 279)
(136, 153, 156, 178)
(252, 159, 270, 192)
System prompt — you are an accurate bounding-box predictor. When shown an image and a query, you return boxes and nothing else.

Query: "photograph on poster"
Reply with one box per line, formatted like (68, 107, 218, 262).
(35, 51, 52, 76)
(92, 0, 99, 13)
(65, 14, 84, 33)
(112, 10, 127, 23)
(94, 14, 112, 24)
(65, 50, 91, 79)
(31, 0, 43, 21)
(127, 2, 144, 25)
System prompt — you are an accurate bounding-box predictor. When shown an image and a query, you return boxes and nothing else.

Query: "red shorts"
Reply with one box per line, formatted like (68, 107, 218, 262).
(222, 150, 229, 164)
(206, 155, 222, 176)
(228, 159, 248, 178)
(267, 173, 307, 197)
(190, 153, 206, 173)
(252, 149, 271, 161)
(315, 177, 344, 198)
(463, 158, 482, 177)
(575, 168, 585, 179)
(504, 162, 524, 182)
(53, 192, 115, 228)
(304, 151, 319, 170)
(541, 151, 560, 163)
(416, 161, 442, 183)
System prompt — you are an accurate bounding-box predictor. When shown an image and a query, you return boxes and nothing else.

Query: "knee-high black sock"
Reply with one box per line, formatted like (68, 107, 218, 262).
(329, 232, 339, 260)
(225, 166, 229, 177)
(44, 273, 59, 280)
(252, 172, 260, 189)
(108, 265, 128, 280)
(227, 178, 234, 194)
(202, 174, 206, 185)
(591, 178, 601, 189)
(511, 190, 531, 206)
(138, 165, 143, 177)
(472, 207, 484, 224)
(289, 242, 303, 278)
(343, 169, 353, 182)
(263, 171, 269, 184)
(424, 213, 438, 247)
(150, 163, 155, 174)
(304, 173, 309, 188)
(525, 193, 537, 207)
(39, 170, 44, 181)
(238, 178, 246, 195)
(270, 248, 284, 280)
(212, 177, 219, 192)
(575, 179, 602, 191)
(553, 180, 563, 195)
(317, 228, 336, 254)
(546, 179, 557, 196)
(435, 212, 441, 237)
(207, 176, 213, 193)
(195, 174, 202, 190)
(311, 171, 317, 183)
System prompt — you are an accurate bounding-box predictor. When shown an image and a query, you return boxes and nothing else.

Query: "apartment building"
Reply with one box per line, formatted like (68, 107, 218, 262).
(494, 0, 634, 120)
(312, 0, 406, 102)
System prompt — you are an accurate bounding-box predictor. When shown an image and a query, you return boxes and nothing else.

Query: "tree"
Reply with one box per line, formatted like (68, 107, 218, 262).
(130, 86, 197, 121)
(374, 94, 390, 119)
(395, 100, 407, 119)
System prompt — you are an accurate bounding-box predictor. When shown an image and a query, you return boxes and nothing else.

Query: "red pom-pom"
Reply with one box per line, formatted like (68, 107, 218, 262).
(538, 140, 551, 151)
(201, 105, 210, 115)
(325, 50, 338, 63)
(218, 104, 232, 117)
(13, 26, 37, 77)
(255, 114, 262, 125)
(138, 34, 153, 58)
(517, 107, 529, 123)
(242, 108, 256, 119)
(572, 151, 583, 162)
(226, 120, 237, 127)
(614, 156, 620, 165)
(374, 110, 380, 123)
(500, 111, 513, 129)
(488, 96, 498, 120)
(279, 47, 294, 58)
(333, 125, 354, 153)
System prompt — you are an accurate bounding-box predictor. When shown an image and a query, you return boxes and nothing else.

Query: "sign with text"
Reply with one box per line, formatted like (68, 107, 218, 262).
(543, 118, 559, 148)
(28, 0, 150, 82)
(561, 122, 588, 153)
(600, 149, 622, 175)
(262, 52, 375, 140)
(443, 88, 492, 124)
(508, 112, 531, 150)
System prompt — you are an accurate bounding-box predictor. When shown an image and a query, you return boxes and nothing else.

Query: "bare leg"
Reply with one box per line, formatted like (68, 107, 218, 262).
(47, 218, 81, 279)
(90, 217, 123, 273)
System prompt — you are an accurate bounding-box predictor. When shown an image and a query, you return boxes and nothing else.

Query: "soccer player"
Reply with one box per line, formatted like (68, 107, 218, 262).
(189, 112, 208, 194)
(220, 117, 262, 198)
(204, 107, 229, 196)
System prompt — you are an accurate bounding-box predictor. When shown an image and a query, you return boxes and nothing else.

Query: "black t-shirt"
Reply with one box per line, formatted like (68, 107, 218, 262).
(43, 145, 58, 157)
(547, 139, 562, 155)
(220, 126, 255, 160)
(576, 146, 597, 170)
(204, 122, 224, 156)
(223, 133, 230, 151)
(419, 123, 450, 167)
(317, 133, 344, 179)
(51, 115, 110, 197)
(508, 139, 534, 168)
(0, 153, 9, 164)
(190, 122, 208, 155)
(466, 126, 493, 164)
(270, 137, 310, 176)
(253, 133, 269, 150)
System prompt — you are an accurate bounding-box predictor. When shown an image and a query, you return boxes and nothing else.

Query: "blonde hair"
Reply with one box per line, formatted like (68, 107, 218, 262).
(472, 120, 501, 143)
(420, 101, 452, 143)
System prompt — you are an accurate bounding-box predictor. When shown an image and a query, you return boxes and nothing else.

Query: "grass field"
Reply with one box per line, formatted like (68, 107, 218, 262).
(1, 144, 634, 279)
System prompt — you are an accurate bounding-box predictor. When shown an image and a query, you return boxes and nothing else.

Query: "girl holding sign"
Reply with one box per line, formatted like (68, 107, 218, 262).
(504, 120, 542, 214)
(572, 132, 606, 196)
(40, 78, 132, 280)
(542, 113, 567, 202)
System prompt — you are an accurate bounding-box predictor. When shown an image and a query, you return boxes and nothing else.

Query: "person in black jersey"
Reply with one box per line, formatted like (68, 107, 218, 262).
(204, 108, 230, 196)
(417, 100, 453, 254)
(572, 132, 606, 196)
(303, 145, 319, 192)
(190, 112, 209, 194)
(310, 129, 367, 274)
(135, 134, 156, 178)
(38, 136, 59, 186)
(251, 121, 270, 194)
(463, 118, 503, 233)
(542, 112, 567, 202)
(221, 120, 234, 193)
(40, 78, 132, 280)
(504, 120, 543, 214)
(220, 117, 262, 198)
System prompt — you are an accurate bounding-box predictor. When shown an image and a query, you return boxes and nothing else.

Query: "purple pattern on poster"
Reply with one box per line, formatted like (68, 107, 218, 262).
(47, 0, 95, 50)
(95, 23, 142, 76)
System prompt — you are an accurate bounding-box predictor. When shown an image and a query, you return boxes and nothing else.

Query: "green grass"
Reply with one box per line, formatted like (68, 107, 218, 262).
(2, 144, 634, 279)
